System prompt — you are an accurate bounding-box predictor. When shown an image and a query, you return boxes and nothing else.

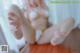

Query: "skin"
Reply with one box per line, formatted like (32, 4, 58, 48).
(8, 8, 23, 39)
(31, 0, 75, 45)
(9, 5, 35, 44)
(19, 2, 77, 53)
(37, 17, 75, 46)
(51, 17, 75, 45)
(20, 16, 75, 51)
(9, 1, 76, 47)
(27, 0, 49, 42)
(35, 0, 48, 9)
(23, 0, 48, 32)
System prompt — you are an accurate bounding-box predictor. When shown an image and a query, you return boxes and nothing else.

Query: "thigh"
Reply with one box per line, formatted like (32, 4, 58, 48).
(59, 17, 75, 35)
(50, 17, 75, 46)
(37, 26, 56, 44)
(37, 17, 75, 45)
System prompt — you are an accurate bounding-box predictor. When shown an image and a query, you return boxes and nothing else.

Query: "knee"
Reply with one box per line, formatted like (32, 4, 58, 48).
(67, 17, 75, 25)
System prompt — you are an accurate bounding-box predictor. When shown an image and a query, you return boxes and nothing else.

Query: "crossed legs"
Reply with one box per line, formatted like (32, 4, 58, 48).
(37, 17, 75, 46)
(9, 5, 75, 46)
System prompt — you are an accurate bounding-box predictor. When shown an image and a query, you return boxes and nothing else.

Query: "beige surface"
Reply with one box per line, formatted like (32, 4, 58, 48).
(63, 28, 80, 51)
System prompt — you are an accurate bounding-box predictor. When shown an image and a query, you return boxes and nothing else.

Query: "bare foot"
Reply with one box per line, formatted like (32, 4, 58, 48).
(8, 5, 35, 44)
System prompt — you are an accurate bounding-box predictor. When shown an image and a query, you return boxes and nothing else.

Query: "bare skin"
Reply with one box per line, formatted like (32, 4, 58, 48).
(8, 11, 23, 39)
(9, 1, 76, 47)
(8, 5, 35, 44)
(37, 17, 75, 46)
(18, 2, 78, 53)
(27, 0, 48, 41)
(19, 16, 75, 51)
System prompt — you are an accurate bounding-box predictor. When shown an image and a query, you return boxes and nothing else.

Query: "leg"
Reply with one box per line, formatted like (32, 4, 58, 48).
(51, 17, 75, 46)
(36, 26, 56, 44)
(37, 17, 75, 45)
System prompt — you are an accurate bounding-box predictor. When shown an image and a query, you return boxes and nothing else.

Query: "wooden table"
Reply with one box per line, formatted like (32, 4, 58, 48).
(30, 44, 73, 53)
(20, 44, 77, 53)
